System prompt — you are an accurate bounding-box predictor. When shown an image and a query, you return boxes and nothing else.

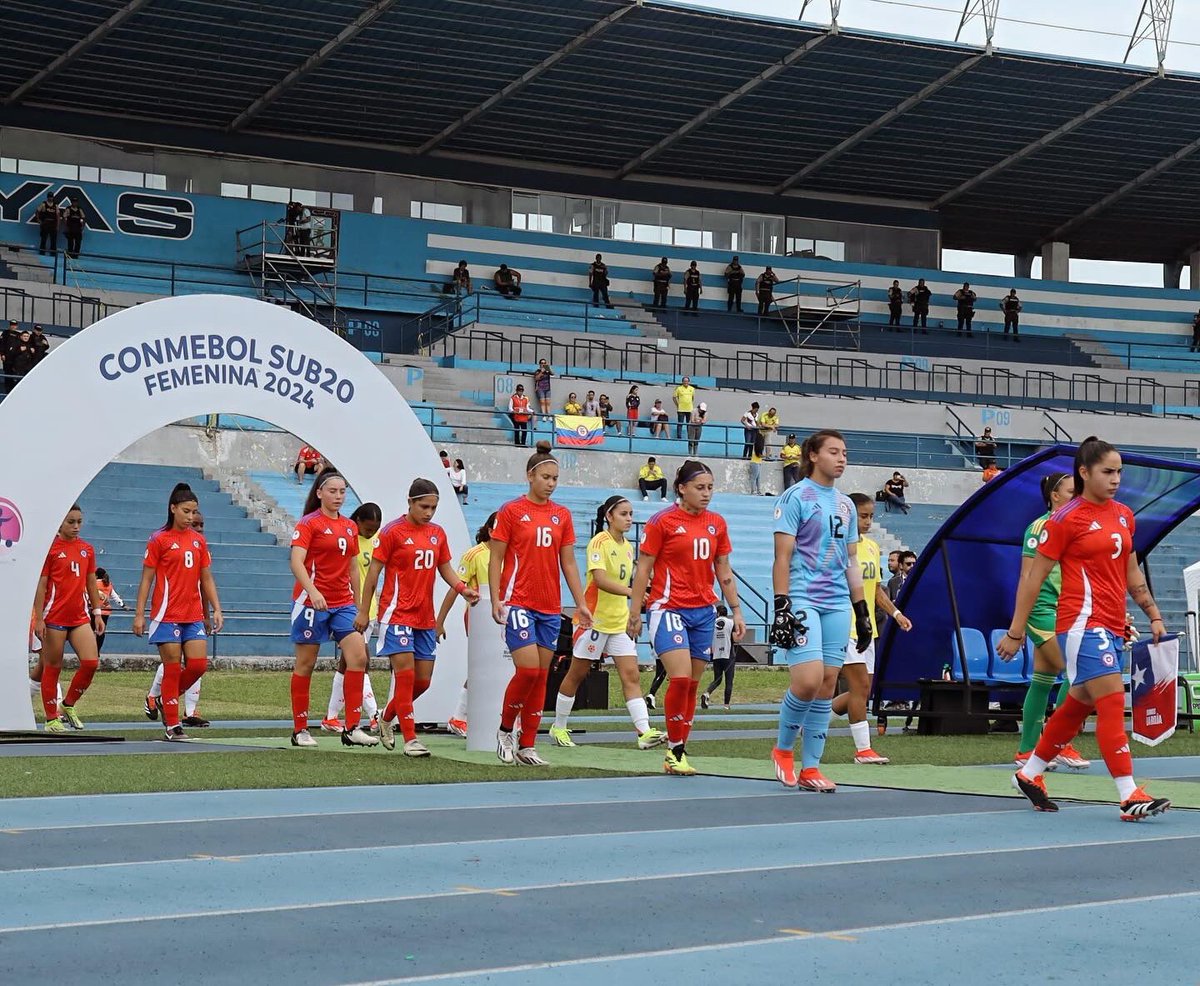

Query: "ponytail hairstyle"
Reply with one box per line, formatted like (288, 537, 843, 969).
(408, 477, 439, 501)
(1040, 471, 1071, 510)
(349, 502, 382, 527)
(526, 439, 558, 474)
(593, 494, 631, 536)
(1073, 436, 1119, 496)
(849, 491, 873, 509)
(674, 459, 713, 495)
(162, 482, 198, 530)
(800, 429, 846, 479)
(476, 511, 498, 544)
(302, 467, 344, 516)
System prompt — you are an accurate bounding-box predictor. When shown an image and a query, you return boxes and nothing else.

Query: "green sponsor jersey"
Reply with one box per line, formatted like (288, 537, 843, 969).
(1022, 513, 1061, 628)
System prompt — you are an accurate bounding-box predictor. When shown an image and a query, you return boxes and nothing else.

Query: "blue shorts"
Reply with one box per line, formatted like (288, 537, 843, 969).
(504, 606, 560, 653)
(649, 605, 715, 661)
(290, 603, 358, 645)
(44, 622, 89, 633)
(1061, 627, 1125, 686)
(376, 624, 437, 661)
(782, 606, 851, 668)
(149, 620, 207, 646)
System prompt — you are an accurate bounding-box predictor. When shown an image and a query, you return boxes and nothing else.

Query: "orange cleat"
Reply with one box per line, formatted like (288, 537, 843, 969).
(854, 748, 890, 765)
(320, 717, 344, 733)
(771, 747, 798, 789)
(798, 767, 836, 793)
(1012, 770, 1058, 812)
(1053, 744, 1091, 771)
(1119, 786, 1170, 822)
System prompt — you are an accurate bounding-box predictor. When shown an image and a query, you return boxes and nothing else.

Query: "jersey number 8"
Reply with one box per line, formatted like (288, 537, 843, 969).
(183, 550, 194, 569)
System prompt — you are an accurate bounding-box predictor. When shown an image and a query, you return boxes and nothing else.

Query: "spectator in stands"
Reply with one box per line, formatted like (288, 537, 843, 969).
(439, 449, 452, 471)
(493, 263, 522, 298)
(533, 359, 553, 416)
(638, 456, 667, 501)
(508, 383, 532, 446)
(1001, 288, 1022, 342)
(589, 254, 613, 308)
(598, 393, 616, 432)
(448, 458, 469, 505)
(908, 278, 931, 332)
(887, 279, 903, 328)
(625, 385, 641, 436)
(563, 392, 583, 415)
(748, 446, 763, 496)
(293, 444, 324, 484)
(687, 401, 707, 456)
(954, 282, 977, 337)
(7, 329, 38, 386)
(724, 256, 746, 312)
(452, 260, 472, 295)
(755, 266, 779, 316)
(740, 401, 760, 459)
(888, 549, 916, 601)
(672, 375, 695, 439)
(649, 399, 669, 437)
(683, 261, 702, 314)
(63, 200, 86, 259)
(882, 471, 910, 514)
(582, 390, 599, 417)
(36, 194, 61, 256)
(779, 434, 802, 489)
(28, 324, 48, 366)
(982, 462, 1003, 483)
(0, 320, 19, 395)
(1192, 310, 1200, 353)
(757, 405, 780, 458)
(651, 258, 672, 308)
(974, 426, 998, 467)
(887, 549, 900, 577)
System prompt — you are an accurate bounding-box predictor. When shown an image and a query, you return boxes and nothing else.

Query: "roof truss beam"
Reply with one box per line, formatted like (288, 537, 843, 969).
(4, 0, 153, 106)
(229, 0, 401, 132)
(615, 31, 831, 180)
(774, 53, 984, 193)
(417, 3, 638, 156)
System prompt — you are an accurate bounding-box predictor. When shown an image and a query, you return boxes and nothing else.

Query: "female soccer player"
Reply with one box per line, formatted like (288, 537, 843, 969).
(436, 511, 497, 737)
(550, 495, 666, 750)
(769, 430, 872, 791)
(33, 505, 105, 731)
(490, 441, 593, 765)
(357, 479, 477, 756)
(700, 606, 734, 710)
(323, 502, 382, 733)
(830, 492, 912, 764)
(999, 438, 1169, 819)
(1013, 472, 1089, 770)
(288, 469, 377, 748)
(132, 484, 224, 741)
(629, 460, 745, 775)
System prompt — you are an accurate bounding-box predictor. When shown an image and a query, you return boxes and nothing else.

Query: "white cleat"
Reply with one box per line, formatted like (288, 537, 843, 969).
(496, 728, 516, 765)
(341, 726, 380, 747)
(514, 747, 550, 766)
(378, 716, 396, 751)
(403, 738, 431, 758)
(291, 730, 318, 748)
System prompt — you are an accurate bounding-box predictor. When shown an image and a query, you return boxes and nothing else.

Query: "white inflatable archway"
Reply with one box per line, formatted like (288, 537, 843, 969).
(0, 295, 472, 732)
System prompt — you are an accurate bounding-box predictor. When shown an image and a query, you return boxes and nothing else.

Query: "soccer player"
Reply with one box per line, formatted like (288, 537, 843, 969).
(357, 479, 476, 756)
(324, 502, 383, 733)
(490, 441, 593, 766)
(288, 469, 378, 748)
(999, 437, 1169, 820)
(132, 484, 224, 741)
(628, 459, 745, 775)
(93, 567, 123, 654)
(1014, 472, 1090, 770)
(769, 430, 872, 792)
(435, 511, 497, 737)
(700, 606, 735, 710)
(33, 505, 105, 731)
(831, 493, 912, 764)
(550, 495, 667, 750)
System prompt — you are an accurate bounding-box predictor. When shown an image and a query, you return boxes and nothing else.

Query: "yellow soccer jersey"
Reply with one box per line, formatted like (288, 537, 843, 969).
(357, 534, 379, 620)
(456, 542, 491, 591)
(583, 531, 634, 635)
(858, 535, 882, 637)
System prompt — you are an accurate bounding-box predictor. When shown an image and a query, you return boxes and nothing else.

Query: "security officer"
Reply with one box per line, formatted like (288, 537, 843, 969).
(1001, 288, 1022, 341)
(755, 266, 779, 316)
(908, 278, 931, 332)
(887, 279, 903, 328)
(63, 201, 86, 258)
(35, 194, 60, 256)
(589, 253, 612, 308)
(651, 258, 672, 308)
(954, 282, 977, 336)
(724, 256, 746, 312)
(683, 261, 702, 314)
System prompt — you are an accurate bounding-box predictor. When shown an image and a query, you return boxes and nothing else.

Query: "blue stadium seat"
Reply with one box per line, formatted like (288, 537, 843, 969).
(949, 627, 990, 682)
(988, 629, 1031, 684)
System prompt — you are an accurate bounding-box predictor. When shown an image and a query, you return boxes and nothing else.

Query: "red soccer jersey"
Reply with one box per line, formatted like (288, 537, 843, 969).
(298, 445, 321, 464)
(144, 528, 211, 624)
(1038, 496, 1134, 636)
(291, 511, 358, 608)
(640, 505, 731, 611)
(491, 496, 575, 613)
(41, 536, 96, 626)
(374, 518, 451, 629)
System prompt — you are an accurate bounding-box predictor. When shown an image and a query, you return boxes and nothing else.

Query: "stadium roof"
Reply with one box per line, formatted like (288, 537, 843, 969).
(4, 0, 1200, 263)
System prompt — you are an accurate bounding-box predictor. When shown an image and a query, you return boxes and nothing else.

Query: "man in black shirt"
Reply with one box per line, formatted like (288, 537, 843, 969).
(35, 194, 61, 256)
(1192, 309, 1200, 353)
(63, 201, 86, 258)
(887, 279, 903, 328)
(908, 278, 931, 333)
(724, 256, 746, 312)
(755, 267, 779, 316)
(493, 264, 523, 298)
(29, 324, 49, 366)
(1001, 289, 1021, 341)
(651, 258, 671, 309)
(0, 320, 20, 395)
(589, 254, 612, 308)
(683, 261, 702, 314)
(954, 282, 977, 336)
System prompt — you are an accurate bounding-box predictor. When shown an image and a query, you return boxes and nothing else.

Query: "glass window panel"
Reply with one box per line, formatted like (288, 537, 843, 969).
(512, 191, 539, 231)
(564, 197, 590, 235)
(743, 214, 783, 255)
(79, 165, 99, 182)
(617, 201, 662, 244)
(221, 182, 249, 198)
(145, 173, 167, 190)
(291, 188, 320, 206)
(452, 184, 509, 227)
(331, 192, 354, 211)
(662, 206, 702, 249)
(0, 158, 16, 173)
(19, 160, 77, 180)
(371, 196, 384, 215)
(100, 168, 144, 187)
(814, 239, 845, 262)
(251, 184, 291, 203)
(702, 209, 740, 253)
(592, 199, 618, 239)
(673, 227, 702, 247)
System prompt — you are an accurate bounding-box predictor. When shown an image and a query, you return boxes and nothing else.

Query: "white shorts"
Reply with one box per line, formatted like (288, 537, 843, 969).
(843, 638, 876, 674)
(572, 627, 638, 661)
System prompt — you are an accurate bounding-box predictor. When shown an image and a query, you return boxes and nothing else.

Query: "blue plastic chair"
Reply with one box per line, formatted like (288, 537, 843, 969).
(988, 629, 1031, 684)
(949, 628, 991, 683)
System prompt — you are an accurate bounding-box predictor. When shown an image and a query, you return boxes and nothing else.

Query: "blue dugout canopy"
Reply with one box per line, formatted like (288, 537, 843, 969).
(874, 444, 1200, 702)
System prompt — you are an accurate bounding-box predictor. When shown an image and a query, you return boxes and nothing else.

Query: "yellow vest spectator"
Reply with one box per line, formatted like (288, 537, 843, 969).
(638, 457, 667, 500)
(672, 376, 695, 439)
(780, 435, 802, 489)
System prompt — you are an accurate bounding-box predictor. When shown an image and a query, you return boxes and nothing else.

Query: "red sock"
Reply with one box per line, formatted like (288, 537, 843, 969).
(413, 677, 431, 701)
(519, 668, 549, 749)
(65, 658, 99, 707)
(343, 669, 365, 730)
(161, 662, 182, 728)
(382, 700, 396, 723)
(290, 673, 311, 733)
(1094, 691, 1134, 781)
(1032, 693, 1091, 765)
(41, 665, 61, 721)
(393, 668, 416, 742)
(178, 656, 207, 695)
(664, 676, 692, 746)
(682, 678, 700, 743)
(500, 667, 539, 731)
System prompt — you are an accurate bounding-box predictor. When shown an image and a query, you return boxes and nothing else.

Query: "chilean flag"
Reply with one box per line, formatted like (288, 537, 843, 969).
(554, 415, 604, 447)
(1130, 634, 1179, 746)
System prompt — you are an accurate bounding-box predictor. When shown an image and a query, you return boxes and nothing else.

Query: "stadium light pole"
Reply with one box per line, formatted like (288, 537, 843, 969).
(798, 0, 840, 30)
(1125, 0, 1174, 75)
(955, 1, 1000, 53)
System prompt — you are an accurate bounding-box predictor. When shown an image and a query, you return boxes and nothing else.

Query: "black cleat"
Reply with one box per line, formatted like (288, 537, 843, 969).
(181, 715, 210, 728)
(1012, 771, 1058, 812)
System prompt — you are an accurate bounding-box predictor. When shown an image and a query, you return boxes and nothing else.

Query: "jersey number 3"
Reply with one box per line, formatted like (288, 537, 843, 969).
(1110, 533, 1123, 559)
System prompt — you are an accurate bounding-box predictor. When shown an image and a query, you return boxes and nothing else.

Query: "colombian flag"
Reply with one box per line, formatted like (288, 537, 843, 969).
(554, 415, 604, 447)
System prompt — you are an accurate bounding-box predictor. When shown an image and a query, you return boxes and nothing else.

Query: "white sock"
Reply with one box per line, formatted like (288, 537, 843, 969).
(454, 685, 470, 720)
(184, 679, 201, 717)
(627, 697, 650, 734)
(1024, 753, 1050, 777)
(1115, 775, 1137, 801)
(28, 677, 39, 696)
(554, 692, 575, 730)
(849, 720, 871, 752)
(362, 674, 378, 718)
(327, 671, 345, 719)
(149, 664, 164, 698)
(386, 671, 395, 706)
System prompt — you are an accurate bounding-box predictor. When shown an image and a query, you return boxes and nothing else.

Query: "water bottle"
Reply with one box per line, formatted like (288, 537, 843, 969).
(941, 663, 952, 681)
